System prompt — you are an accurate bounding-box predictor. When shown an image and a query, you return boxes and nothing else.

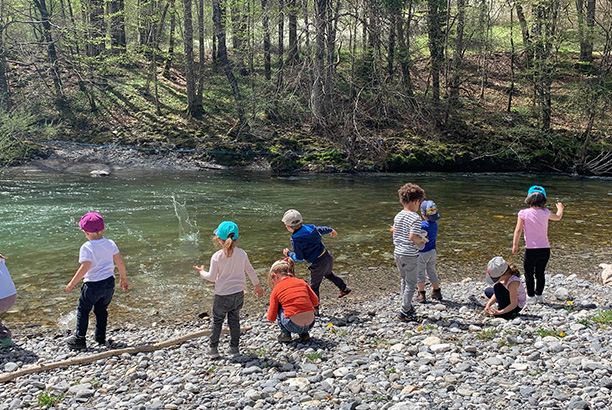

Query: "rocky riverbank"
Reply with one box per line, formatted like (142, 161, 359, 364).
(2, 272, 612, 409)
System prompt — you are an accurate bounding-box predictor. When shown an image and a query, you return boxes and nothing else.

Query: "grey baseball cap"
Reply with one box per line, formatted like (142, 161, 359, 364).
(486, 256, 508, 285)
(282, 209, 303, 227)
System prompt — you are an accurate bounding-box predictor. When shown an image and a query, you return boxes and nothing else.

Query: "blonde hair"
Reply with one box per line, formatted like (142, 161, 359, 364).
(506, 262, 521, 278)
(213, 235, 237, 258)
(267, 258, 295, 288)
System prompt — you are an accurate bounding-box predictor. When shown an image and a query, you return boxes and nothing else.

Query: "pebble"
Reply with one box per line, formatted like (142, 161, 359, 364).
(1, 274, 612, 409)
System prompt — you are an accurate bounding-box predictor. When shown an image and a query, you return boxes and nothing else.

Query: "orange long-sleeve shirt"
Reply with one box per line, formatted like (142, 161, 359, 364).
(267, 277, 319, 322)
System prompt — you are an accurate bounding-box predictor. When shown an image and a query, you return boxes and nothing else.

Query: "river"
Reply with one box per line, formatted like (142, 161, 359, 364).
(1, 170, 611, 329)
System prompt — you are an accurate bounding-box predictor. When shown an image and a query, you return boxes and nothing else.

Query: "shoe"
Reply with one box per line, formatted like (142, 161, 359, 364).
(431, 288, 443, 301)
(208, 347, 220, 359)
(526, 296, 537, 304)
(535, 295, 544, 303)
(0, 337, 14, 348)
(397, 310, 418, 322)
(66, 335, 86, 350)
(417, 291, 427, 304)
(339, 288, 352, 298)
(314, 307, 320, 316)
(94, 335, 106, 346)
(229, 346, 240, 356)
(299, 332, 311, 342)
(278, 331, 292, 343)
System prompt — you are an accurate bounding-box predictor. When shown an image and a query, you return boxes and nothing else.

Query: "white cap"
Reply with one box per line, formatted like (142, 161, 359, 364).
(282, 209, 303, 227)
(485, 256, 508, 285)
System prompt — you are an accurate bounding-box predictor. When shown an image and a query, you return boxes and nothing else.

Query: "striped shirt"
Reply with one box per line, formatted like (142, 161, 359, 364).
(393, 210, 422, 257)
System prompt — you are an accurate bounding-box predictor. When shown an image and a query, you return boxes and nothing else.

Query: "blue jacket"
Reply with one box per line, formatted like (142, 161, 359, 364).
(287, 224, 332, 263)
(419, 220, 438, 253)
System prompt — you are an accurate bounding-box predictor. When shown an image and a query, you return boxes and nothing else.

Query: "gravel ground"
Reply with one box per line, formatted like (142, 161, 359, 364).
(2, 272, 612, 410)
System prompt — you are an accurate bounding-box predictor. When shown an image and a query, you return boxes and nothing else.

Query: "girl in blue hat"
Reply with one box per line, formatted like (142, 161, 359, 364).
(193, 221, 264, 358)
(512, 186, 564, 304)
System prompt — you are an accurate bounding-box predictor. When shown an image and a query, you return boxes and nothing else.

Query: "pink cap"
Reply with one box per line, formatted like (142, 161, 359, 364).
(79, 212, 105, 232)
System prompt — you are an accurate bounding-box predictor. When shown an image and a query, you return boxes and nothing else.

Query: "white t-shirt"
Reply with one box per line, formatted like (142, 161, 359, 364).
(393, 210, 422, 257)
(199, 247, 260, 296)
(79, 238, 120, 282)
(0, 259, 17, 299)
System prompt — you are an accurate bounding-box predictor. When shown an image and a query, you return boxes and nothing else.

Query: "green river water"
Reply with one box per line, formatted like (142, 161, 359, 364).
(1, 171, 611, 329)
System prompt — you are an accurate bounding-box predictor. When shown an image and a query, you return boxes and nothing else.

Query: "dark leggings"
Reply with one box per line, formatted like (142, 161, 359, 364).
(309, 251, 347, 300)
(524, 248, 550, 297)
(484, 283, 522, 319)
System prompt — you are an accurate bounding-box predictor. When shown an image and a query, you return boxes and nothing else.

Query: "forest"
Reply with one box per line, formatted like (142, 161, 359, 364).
(0, 0, 611, 173)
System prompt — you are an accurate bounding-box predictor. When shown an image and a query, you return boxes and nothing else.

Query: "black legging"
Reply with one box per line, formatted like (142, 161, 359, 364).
(524, 248, 550, 297)
(484, 283, 522, 319)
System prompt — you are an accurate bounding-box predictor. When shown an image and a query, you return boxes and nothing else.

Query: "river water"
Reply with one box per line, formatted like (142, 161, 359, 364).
(1, 171, 611, 329)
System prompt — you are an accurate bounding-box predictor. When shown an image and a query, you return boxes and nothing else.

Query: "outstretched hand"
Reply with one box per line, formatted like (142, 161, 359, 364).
(330, 229, 338, 238)
(283, 248, 290, 257)
(193, 265, 205, 274)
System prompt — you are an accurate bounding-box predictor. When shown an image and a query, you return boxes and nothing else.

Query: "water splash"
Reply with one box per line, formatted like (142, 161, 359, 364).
(57, 310, 76, 329)
(172, 194, 200, 242)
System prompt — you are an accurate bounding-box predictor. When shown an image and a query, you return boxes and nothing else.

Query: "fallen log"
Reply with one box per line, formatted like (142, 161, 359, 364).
(0, 326, 251, 383)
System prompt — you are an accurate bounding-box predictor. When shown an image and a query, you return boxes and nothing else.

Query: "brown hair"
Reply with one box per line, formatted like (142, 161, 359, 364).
(505, 262, 521, 278)
(267, 258, 295, 288)
(213, 234, 237, 258)
(398, 183, 426, 205)
(525, 192, 547, 208)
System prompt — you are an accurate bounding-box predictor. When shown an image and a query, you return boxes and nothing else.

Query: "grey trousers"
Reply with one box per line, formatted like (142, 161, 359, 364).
(417, 249, 439, 284)
(395, 254, 419, 313)
(0, 293, 16, 339)
(210, 291, 244, 348)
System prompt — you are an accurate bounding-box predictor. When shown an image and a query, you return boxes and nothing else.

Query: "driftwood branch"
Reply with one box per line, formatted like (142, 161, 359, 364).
(0, 326, 252, 383)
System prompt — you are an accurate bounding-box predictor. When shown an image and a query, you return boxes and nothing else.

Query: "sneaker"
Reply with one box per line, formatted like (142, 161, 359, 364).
(66, 335, 86, 350)
(397, 310, 418, 322)
(526, 296, 537, 304)
(278, 331, 292, 343)
(299, 332, 311, 342)
(0, 337, 14, 348)
(229, 346, 240, 356)
(431, 288, 443, 301)
(339, 288, 352, 298)
(208, 347, 220, 359)
(417, 291, 427, 304)
(94, 335, 106, 346)
(535, 295, 544, 303)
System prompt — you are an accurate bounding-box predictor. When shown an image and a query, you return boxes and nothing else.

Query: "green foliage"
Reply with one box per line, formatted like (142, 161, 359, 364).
(591, 310, 612, 326)
(37, 391, 64, 408)
(0, 110, 49, 166)
(306, 352, 323, 362)
(89, 379, 101, 388)
(476, 328, 496, 340)
(535, 328, 565, 338)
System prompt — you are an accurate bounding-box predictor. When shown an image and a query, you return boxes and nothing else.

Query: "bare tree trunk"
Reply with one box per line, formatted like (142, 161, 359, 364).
(277, 0, 285, 89)
(427, 0, 445, 101)
(183, 0, 201, 116)
(325, 0, 339, 107)
(108, 0, 127, 54)
(396, 1, 414, 97)
(196, 0, 205, 105)
(262, 0, 271, 80)
(88, 0, 105, 56)
(0, 23, 10, 112)
(231, 0, 247, 74)
(507, 2, 516, 112)
(576, 0, 595, 63)
(449, 0, 466, 104)
(212, 0, 247, 127)
(163, 0, 177, 77)
(287, 0, 299, 63)
(515, 3, 531, 66)
(388, 12, 396, 77)
(312, 0, 326, 125)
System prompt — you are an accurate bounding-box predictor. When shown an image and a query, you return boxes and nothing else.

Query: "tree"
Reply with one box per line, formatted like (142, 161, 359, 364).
(183, 0, 201, 116)
(108, 0, 127, 54)
(576, 0, 595, 63)
(427, 0, 446, 102)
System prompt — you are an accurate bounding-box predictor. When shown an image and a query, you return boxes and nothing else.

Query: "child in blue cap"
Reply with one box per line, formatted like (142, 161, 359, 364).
(512, 185, 564, 304)
(416, 200, 442, 304)
(193, 221, 264, 358)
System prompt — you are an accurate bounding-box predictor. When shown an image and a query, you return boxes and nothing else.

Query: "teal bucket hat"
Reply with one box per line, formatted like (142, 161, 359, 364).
(527, 185, 546, 197)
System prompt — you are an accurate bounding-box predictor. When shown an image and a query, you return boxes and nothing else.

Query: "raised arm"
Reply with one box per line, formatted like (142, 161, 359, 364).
(549, 202, 564, 221)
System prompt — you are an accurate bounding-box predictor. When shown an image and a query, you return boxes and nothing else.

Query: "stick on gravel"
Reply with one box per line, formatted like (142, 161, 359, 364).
(0, 326, 252, 383)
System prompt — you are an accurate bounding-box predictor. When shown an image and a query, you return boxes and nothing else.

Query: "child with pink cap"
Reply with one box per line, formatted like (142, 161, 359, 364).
(65, 212, 129, 350)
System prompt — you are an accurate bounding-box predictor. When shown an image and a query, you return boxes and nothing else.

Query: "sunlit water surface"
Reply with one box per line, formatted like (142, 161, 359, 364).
(1, 171, 611, 329)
